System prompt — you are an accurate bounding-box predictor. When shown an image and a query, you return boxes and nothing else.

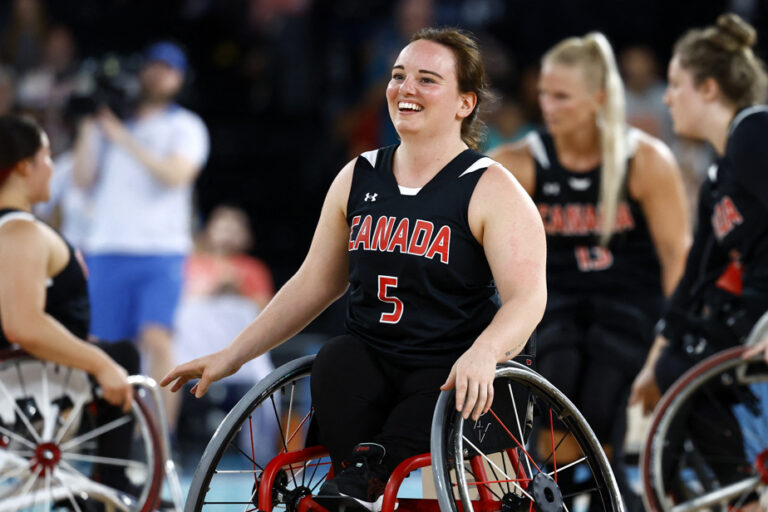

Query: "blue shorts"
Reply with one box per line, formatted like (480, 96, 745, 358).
(86, 254, 185, 342)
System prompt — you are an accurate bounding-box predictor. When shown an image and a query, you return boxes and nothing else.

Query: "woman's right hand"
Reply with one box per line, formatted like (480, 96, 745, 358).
(94, 361, 134, 413)
(160, 349, 241, 398)
(629, 363, 661, 415)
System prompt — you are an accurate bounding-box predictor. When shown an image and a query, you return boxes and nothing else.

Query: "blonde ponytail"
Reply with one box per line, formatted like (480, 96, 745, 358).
(543, 32, 629, 245)
(585, 33, 627, 245)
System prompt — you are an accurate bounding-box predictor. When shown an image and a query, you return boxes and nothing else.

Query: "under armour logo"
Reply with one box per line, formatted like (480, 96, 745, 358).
(365, 193, 378, 202)
(542, 182, 560, 196)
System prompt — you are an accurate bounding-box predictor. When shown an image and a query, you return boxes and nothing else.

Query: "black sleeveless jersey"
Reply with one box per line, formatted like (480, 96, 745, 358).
(0, 209, 90, 347)
(529, 128, 662, 298)
(663, 107, 768, 342)
(345, 145, 500, 368)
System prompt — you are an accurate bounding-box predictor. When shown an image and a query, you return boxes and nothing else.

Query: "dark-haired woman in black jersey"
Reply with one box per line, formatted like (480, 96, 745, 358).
(629, 13, 768, 492)
(163, 27, 547, 511)
(0, 115, 138, 491)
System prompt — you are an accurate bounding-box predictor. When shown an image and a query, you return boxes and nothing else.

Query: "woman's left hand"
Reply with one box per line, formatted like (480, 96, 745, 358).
(441, 345, 497, 421)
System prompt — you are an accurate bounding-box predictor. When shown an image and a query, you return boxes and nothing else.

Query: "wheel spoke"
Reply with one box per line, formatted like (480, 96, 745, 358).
(0, 424, 36, 450)
(60, 414, 131, 451)
(18, 465, 42, 500)
(488, 408, 541, 473)
(61, 451, 148, 469)
(462, 434, 534, 501)
(546, 456, 586, 477)
(43, 468, 53, 512)
(54, 394, 87, 444)
(248, 416, 258, 486)
(549, 409, 557, 482)
(541, 429, 570, 468)
(270, 393, 298, 485)
(508, 381, 533, 479)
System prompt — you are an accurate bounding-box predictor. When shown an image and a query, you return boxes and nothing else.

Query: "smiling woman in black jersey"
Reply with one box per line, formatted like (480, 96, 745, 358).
(162, 27, 547, 511)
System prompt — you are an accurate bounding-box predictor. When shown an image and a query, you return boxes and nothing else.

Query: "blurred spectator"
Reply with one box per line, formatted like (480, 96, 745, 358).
(620, 45, 673, 144)
(483, 98, 533, 151)
(336, 0, 435, 156)
(16, 25, 79, 154)
(183, 205, 274, 310)
(72, 40, 210, 433)
(0, 0, 48, 73)
(174, 204, 275, 462)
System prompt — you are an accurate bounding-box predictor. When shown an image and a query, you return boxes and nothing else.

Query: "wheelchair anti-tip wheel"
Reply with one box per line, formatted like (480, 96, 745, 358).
(0, 352, 163, 512)
(431, 362, 623, 512)
(641, 346, 768, 512)
(185, 355, 327, 512)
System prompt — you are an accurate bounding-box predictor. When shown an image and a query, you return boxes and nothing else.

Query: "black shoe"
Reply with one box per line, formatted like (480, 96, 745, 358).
(315, 443, 389, 512)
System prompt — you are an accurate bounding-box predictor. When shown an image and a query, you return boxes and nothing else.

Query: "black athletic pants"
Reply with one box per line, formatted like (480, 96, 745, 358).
(310, 335, 452, 475)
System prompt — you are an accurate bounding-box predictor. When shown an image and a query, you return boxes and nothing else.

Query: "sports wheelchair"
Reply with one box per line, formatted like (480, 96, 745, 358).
(0, 347, 183, 512)
(641, 311, 768, 511)
(184, 354, 624, 512)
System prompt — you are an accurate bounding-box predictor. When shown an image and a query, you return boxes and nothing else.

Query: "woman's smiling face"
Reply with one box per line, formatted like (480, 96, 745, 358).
(386, 39, 470, 141)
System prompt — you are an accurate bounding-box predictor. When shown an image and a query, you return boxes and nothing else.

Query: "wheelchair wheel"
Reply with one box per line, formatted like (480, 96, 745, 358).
(0, 352, 163, 512)
(186, 355, 330, 512)
(432, 362, 623, 512)
(641, 346, 768, 512)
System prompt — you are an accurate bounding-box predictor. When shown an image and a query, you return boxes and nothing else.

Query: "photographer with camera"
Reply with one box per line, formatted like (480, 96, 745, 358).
(73, 41, 209, 433)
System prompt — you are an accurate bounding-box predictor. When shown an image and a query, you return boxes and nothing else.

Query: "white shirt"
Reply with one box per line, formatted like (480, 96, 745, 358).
(86, 105, 209, 254)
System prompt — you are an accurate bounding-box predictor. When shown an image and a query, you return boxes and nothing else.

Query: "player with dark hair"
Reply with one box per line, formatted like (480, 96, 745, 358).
(630, 13, 768, 496)
(162, 27, 547, 512)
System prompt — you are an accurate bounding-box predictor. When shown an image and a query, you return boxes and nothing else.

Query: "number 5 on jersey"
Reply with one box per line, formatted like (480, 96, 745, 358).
(378, 275, 404, 324)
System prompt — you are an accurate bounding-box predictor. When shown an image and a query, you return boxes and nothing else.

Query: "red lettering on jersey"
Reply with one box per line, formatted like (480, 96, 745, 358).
(371, 216, 396, 251)
(565, 204, 585, 235)
(353, 215, 373, 250)
(712, 196, 744, 240)
(615, 203, 635, 231)
(723, 197, 743, 226)
(585, 205, 598, 233)
(407, 220, 434, 256)
(387, 218, 410, 253)
(349, 215, 361, 250)
(550, 205, 564, 234)
(426, 226, 451, 264)
(538, 202, 635, 236)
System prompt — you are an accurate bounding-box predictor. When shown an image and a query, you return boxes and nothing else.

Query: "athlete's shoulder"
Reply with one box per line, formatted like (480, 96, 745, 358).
(0, 212, 47, 253)
(729, 105, 768, 140)
(627, 128, 682, 201)
(630, 128, 676, 165)
(488, 133, 539, 195)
